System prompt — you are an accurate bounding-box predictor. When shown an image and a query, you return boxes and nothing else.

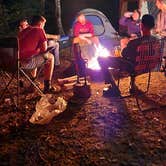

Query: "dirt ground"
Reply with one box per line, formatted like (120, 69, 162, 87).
(0, 54, 166, 165)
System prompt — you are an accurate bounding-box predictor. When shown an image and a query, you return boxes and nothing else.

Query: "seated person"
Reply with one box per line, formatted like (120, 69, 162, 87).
(72, 13, 100, 62)
(154, 0, 166, 72)
(18, 18, 29, 32)
(98, 14, 155, 97)
(154, 0, 166, 36)
(18, 18, 60, 66)
(119, 9, 141, 38)
(47, 35, 60, 66)
(18, 15, 55, 93)
(119, 9, 141, 50)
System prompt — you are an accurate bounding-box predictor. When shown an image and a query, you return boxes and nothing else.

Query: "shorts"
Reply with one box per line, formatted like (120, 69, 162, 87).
(21, 53, 48, 70)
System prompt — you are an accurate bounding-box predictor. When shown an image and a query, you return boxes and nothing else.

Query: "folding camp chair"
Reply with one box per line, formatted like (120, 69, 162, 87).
(72, 43, 91, 98)
(116, 38, 163, 110)
(0, 37, 46, 108)
(0, 37, 20, 107)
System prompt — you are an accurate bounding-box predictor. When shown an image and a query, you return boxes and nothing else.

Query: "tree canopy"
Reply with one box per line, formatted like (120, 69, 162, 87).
(0, 0, 52, 37)
(0, 0, 120, 37)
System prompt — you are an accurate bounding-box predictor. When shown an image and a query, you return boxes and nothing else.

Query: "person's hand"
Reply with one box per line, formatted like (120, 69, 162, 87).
(120, 37, 130, 51)
(46, 34, 60, 40)
(55, 35, 60, 40)
(124, 12, 133, 18)
(160, 31, 166, 37)
(80, 33, 92, 38)
(79, 36, 92, 44)
(130, 34, 137, 40)
(154, 28, 162, 34)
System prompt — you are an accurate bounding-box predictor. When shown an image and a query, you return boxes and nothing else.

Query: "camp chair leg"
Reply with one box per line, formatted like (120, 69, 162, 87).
(146, 71, 151, 93)
(16, 68, 20, 108)
(0, 75, 15, 101)
(0, 72, 20, 108)
(84, 76, 87, 85)
(19, 69, 44, 95)
(129, 74, 136, 89)
(135, 96, 142, 111)
(117, 71, 121, 88)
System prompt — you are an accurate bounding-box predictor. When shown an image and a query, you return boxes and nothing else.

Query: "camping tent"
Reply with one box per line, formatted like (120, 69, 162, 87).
(60, 8, 120, 51)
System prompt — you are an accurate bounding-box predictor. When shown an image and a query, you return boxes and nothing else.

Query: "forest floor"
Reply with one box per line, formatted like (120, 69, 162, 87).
(0, 52, 166, 166)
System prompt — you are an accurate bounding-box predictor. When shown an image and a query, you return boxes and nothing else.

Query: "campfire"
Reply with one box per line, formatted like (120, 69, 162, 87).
(87, 44, 110, 70)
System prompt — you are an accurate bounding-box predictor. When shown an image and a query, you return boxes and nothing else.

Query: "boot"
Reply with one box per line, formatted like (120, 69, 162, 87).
(43, 80, 60, 94)
(43, 80, 51, 94)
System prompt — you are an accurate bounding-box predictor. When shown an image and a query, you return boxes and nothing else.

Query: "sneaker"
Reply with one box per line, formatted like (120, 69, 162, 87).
(103, 87, 121, 97)
(160, 65, 166, 72)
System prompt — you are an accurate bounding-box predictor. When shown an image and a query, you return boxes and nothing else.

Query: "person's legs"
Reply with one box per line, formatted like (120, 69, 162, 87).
(91, 36, 100, 47)
(98, 56, 134, 96)
(53, 42, 60, 66)
(21, 53, 46, 79)
(98, 56, 117, 87)
(98, 56, 121, 97)
(43, 52, 55, 91)
(21, 53, 55, 92)
(48, 40, 60, 66)
(105, 57, 136, 90)
(30, 68, 37, 79)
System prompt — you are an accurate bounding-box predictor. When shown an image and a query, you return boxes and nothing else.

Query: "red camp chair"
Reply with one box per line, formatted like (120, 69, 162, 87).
(117, 38, 164, 110)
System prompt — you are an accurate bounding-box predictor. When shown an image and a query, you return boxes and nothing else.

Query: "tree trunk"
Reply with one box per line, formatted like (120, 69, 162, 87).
(41, 0, 45, 15)
(55, 0, 65, 35)
(139, 0, 149, 17)
(119, 0, 128, 17)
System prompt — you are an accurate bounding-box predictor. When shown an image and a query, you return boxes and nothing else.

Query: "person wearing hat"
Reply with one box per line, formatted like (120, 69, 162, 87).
(155, 0, 166, 36)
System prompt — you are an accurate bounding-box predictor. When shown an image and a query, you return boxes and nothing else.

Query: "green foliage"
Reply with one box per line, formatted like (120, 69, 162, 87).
(0, 0, 44, 37)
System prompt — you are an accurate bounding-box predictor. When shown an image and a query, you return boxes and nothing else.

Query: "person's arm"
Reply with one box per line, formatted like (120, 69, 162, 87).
(73, 22, 80, 37)
(46, 34, 60, 40)
(155, 13, 161, 34)
(121, 39, 137, 62)
(79, 33, 93, 38)
(38, 29, 48, 53)
(119, 12, 132, 26)
(40, 41, 47, 52)
(119, 16, 128, 26)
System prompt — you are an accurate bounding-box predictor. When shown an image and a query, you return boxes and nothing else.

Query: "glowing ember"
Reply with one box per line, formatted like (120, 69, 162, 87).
(87, 44, 110, 70)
